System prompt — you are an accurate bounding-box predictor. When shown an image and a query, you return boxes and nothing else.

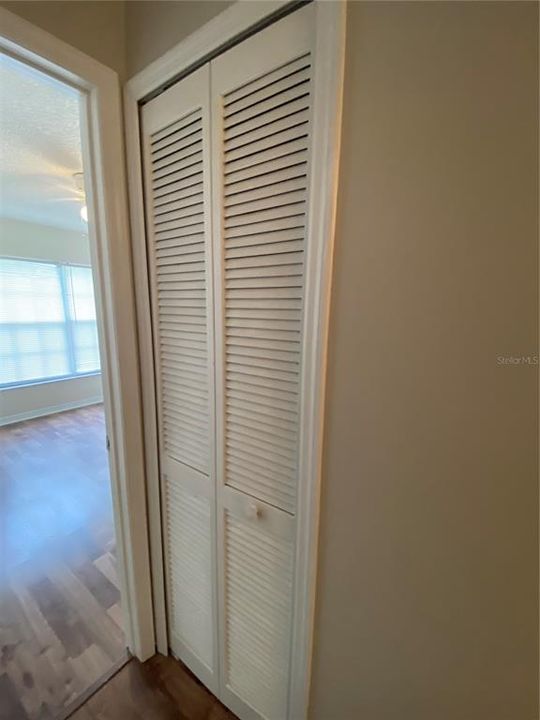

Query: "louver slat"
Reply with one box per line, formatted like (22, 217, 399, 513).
(225, 110, 310, 154)
(221, 54, 311, 516)
(224, 511, 294, 720)
(153, 173, 203, 202)
(165, 482, 213, 667)
(223, 56, 310, 108)
(149, 108, 209, 474)
(152, 139, 203, 173)
(224, 150, 308, 186)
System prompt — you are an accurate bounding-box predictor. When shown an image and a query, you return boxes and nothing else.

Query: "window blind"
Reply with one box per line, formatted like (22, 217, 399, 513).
(0, 258, 101, 386)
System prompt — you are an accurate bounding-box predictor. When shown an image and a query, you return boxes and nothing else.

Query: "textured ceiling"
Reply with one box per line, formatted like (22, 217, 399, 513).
(0, 52, 86, 232)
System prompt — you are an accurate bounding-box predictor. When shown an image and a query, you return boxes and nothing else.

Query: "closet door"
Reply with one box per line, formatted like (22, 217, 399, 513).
(211, 6, 314, 719)
(141, 65, 218, 692)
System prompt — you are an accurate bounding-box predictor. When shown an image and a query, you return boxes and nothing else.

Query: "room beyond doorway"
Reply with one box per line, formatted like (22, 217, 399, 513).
(0, 50, 127, 720)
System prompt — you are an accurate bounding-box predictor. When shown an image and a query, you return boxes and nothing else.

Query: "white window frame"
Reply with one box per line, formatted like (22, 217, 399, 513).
(124, 1, 346, 715)
(0, 8, 155, 660)
(0, 257, 102, 388)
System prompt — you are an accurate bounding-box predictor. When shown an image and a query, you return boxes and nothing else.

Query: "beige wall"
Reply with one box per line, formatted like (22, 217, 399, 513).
(125, 0, 232, 77)
(0, 0, 232, 78)
(0, 375, 102, 426)
(310, 2, 538, 719)
(0, 0, 126, 77)
(0, 217, 91, 265)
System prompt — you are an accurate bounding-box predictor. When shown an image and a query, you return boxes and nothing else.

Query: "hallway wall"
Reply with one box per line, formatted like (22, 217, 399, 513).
(0, 0, 126, 77)
(0, 0, 232, 80)
(125, 0, 233, 77)
(310, 2, 538, 718)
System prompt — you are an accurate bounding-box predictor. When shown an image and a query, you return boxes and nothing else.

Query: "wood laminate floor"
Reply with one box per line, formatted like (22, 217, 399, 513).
(0, 405, 126, 720)
(70, 654, 238, 720)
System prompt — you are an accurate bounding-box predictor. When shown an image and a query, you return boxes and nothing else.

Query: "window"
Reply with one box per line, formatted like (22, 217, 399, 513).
(0, 258, 101, 387)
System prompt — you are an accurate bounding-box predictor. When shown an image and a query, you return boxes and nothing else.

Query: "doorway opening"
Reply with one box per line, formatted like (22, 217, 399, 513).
(0, 52, 127, 719)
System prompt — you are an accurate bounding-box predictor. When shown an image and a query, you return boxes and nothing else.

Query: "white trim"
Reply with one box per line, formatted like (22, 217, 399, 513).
(124, 60, 170, 658)
(0, 8, 155, 661)
(289, 2, 346, 717)
(124, 1, 346, 716)
(0, 396, 102, 427)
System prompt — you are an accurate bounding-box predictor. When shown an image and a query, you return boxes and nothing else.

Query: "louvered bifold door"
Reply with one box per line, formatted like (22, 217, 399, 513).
(141, 65, 218, 693)
(211, 6, 314, 720)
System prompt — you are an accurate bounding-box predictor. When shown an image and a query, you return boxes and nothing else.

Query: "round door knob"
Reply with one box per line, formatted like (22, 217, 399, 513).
(247, 501, 262, 520)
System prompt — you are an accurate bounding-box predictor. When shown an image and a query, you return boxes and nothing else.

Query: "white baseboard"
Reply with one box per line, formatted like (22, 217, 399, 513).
(0, 396, 103, 427)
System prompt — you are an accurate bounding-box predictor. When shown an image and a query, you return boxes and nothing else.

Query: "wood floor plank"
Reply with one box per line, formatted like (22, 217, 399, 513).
(93, 554, 119, 591)
(1, 585, 65, 716)
(69, 656, 238, 720)
(0, 671, 29, 720)
(107, 604, 123, 631)
(66, 645, 112, 695)
(72, 562, 120, 611)
(9, 579, 60, 655)
(0, 405, 126, 720)
(28, 577, 93, 659)
(90, 660, 177, 720)
(9, 580, 78, 713)
(5, 643, 51, 720)
(45, 563, 124, 662)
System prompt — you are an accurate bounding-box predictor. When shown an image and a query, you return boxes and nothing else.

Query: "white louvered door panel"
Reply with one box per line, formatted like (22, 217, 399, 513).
(223, 489, 295, 720)
(141, 65, 218, 692)
(211, 6, 314, 720)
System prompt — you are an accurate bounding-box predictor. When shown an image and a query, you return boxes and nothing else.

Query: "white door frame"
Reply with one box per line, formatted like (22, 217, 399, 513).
(125, 1, 346, 716)
(0, 8, 155, 661)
